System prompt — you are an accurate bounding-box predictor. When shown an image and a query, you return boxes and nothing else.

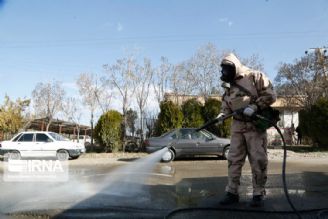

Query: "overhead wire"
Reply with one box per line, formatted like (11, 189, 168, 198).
(0, 30, 327, 48)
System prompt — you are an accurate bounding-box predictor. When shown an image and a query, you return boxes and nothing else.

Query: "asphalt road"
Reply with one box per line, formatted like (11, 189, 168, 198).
(0, 155, 327, 219)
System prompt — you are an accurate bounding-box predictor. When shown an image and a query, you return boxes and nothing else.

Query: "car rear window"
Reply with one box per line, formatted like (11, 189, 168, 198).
(49, 132, 67, 141)
(36, 134, 51, 142)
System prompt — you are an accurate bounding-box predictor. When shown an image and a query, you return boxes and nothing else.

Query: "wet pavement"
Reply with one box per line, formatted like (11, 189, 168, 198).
(0, 156, 328, 218)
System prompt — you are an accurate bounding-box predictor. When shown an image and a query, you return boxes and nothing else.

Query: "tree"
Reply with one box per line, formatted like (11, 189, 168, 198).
(153, 56, 172, 105)
(221, 50, 265, 72)
(94, 110, 123, 152)
(275, 51, 328, 108)
(154, 100, 183, 136)
(241, 53, 265, 72)
(126, 108, 138, 136)
(96, 79, 113, 114)
(202, 98, 231, 137)
(170, 63, 196, 105)
(188, 43, 222, 99)
(0, 95, 30, 136)
(103, 55, 138, 148)
(76, 73, 102, 147)
(62, 97, 82, 141)
(145, 110, 157, 138)
(32, 81, 65, 131)
(135, 58, 154, 142)
(181, 98, 204, 128)
(299, 98, 328, 148)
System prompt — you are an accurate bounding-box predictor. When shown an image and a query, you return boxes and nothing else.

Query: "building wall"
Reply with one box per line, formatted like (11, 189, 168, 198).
(268, 110, 299, 146)
(279, 110, 299, 128)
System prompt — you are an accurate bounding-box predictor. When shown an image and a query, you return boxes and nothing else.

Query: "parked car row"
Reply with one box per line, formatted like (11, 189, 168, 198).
(0, 131, 86, 160)
(0, 128, 230, 162)
(144, 128, 230, 162)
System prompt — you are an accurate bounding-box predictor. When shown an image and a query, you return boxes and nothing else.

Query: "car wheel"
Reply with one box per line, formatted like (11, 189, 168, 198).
(124, 142, 132, 152)
(7, 151, 21, 160)
(128, 142, 139, 152)
(56, 150, 69, 161)
(223, 146, 230, 160)
(161, 149, 175, 162)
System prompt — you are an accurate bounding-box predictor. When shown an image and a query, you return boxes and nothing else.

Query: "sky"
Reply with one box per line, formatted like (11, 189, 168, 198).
(0, 0, 327, 125)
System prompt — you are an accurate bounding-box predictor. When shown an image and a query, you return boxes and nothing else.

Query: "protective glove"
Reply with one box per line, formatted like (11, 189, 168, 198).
(243, 104, 258, 117)
(216, 113, 225, 125)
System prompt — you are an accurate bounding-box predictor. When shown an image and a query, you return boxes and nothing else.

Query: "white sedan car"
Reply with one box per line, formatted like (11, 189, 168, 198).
(0, 131, 86, 160)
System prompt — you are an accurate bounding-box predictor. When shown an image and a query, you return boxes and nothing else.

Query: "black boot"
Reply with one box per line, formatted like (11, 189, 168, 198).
(219, 192, 239, 205)
(250, 195, 264, 207)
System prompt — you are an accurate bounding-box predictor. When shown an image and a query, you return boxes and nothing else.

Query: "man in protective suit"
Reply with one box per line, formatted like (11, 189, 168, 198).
(218, 53, 276, 207)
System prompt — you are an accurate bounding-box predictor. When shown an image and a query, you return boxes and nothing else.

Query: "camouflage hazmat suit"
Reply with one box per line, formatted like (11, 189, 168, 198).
(219, 53, 276, 196)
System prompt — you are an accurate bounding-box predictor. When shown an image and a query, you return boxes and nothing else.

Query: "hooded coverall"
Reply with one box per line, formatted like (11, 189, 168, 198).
(220, 53, 276, 196)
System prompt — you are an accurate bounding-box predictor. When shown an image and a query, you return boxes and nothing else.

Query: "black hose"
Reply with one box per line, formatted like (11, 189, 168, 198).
(255, 114, 302, 219)
(195, 118, 219, 132)
(195, 112, 238, 132)
(165, 207, 328, 218)
(194, 113, 303, 219)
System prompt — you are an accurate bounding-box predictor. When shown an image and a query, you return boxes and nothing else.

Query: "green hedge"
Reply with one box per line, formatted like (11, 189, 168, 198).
(154, 98, 231, 138)
(154, 100, 183, 136)
(94, 110, 123, 152)
(182, 98, 204, 128)
(202, 98, 231, 138)
(299, 98, 328, 148)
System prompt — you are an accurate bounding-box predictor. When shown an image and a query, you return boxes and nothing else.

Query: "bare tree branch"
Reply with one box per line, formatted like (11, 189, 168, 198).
(135, 58, 154, 141)
(32, 81, 65, 131)
(103, 54, 137, 146)
(153, 56, 172, 105)
(275, 52, 328, 108)
(62, 97, 82, 140)
(76, 73, 103, 146)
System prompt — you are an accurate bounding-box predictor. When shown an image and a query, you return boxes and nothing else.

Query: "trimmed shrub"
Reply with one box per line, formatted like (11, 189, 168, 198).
(202, 98, 231, 138)
(154, 100, 183, 136)
(154, 98, 231, 138)
(94, 110, 123, 152)
(181, 98, 204, 128)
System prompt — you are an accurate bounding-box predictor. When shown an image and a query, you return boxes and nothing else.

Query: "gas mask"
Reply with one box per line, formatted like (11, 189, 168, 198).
(220, 63, 236, 83)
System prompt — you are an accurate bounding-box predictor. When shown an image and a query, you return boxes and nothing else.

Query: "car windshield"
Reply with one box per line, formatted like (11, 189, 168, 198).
(49, 132, 67, 141)
(11, 133, 23, 141)
(200, 130, 215, 139)
(160, 130, 176, 138)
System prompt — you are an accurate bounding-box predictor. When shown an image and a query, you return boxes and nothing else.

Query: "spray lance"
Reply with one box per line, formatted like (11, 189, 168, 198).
(195, 109, 242, 132)
(196, 107, 302, 219)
